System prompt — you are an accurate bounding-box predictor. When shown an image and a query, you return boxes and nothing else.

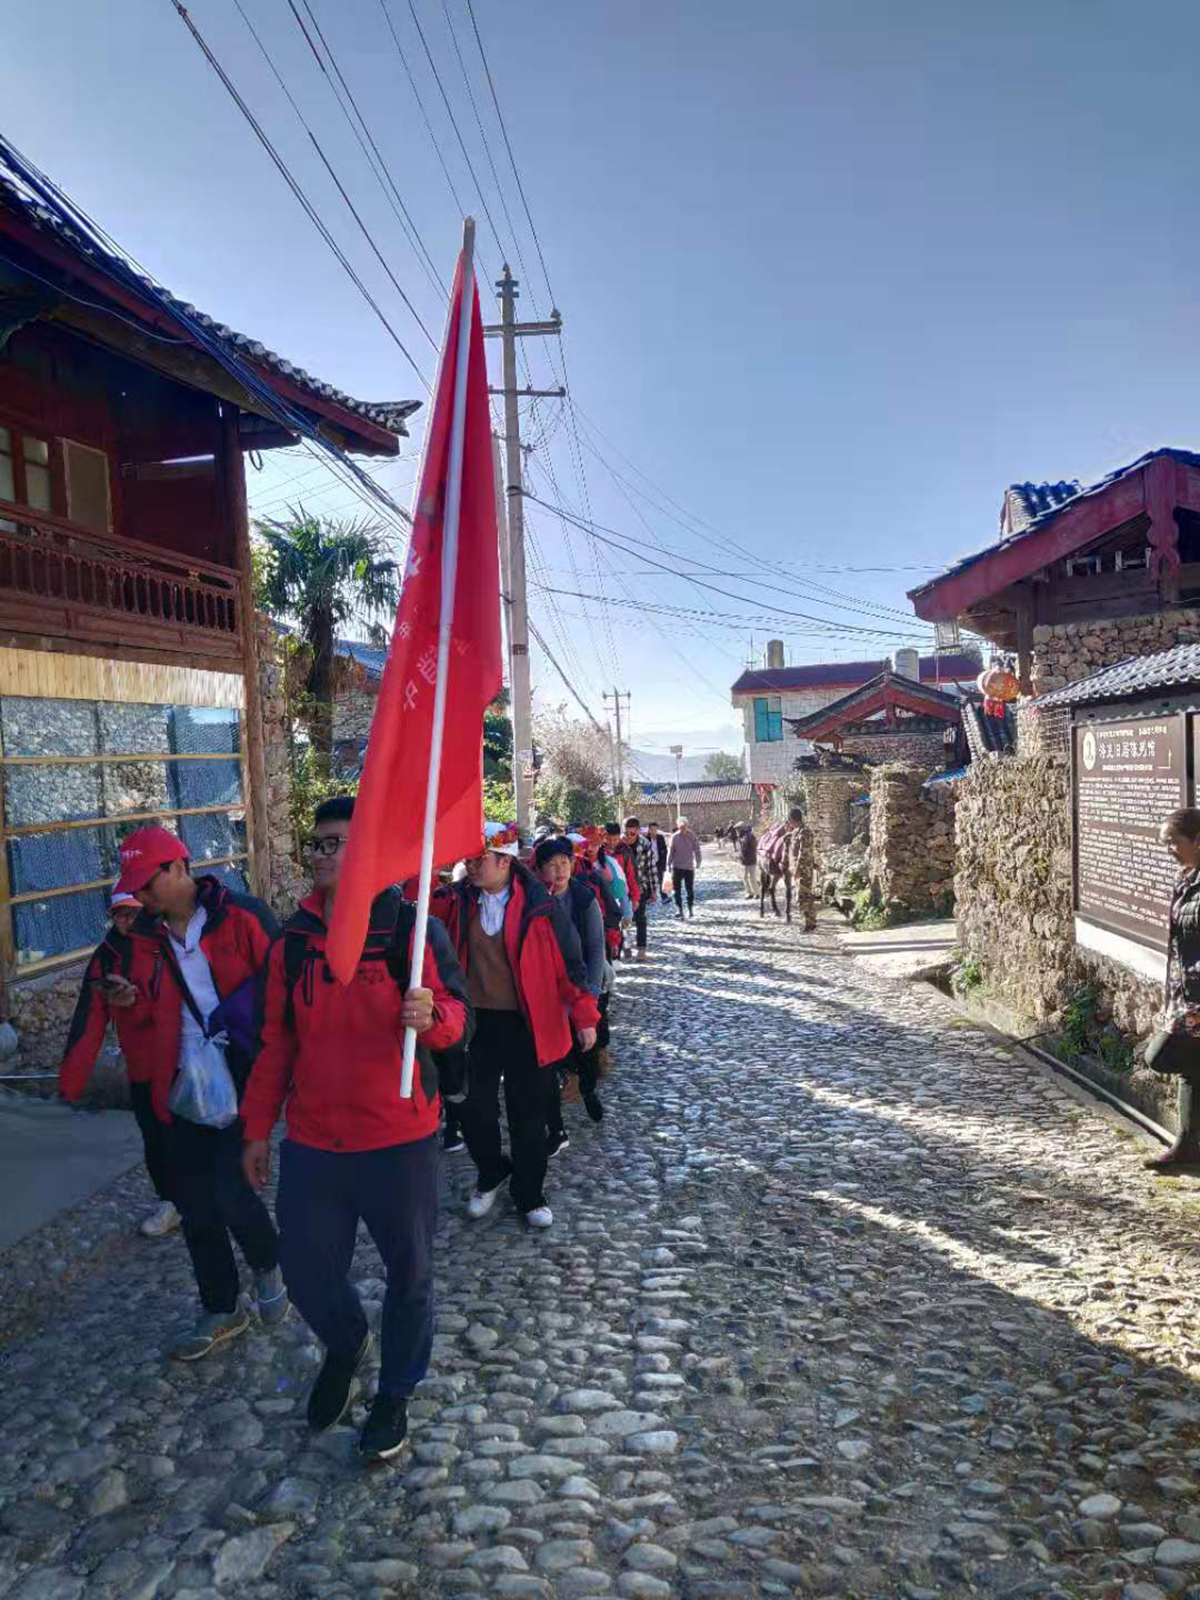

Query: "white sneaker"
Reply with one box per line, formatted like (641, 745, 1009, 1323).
(140, 1201, 181, 1238)
(525, 1206, 553, 1229)
(467, 1177, 508, 1220)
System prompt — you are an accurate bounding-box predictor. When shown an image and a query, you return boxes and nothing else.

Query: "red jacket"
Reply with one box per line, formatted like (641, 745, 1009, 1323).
(608, 842, 641, 910)
(432, 867, 600, 1067)
(241, 888, 470, 1152)
(58, 931, 159, 1099)
(110, 876, 280, 1124)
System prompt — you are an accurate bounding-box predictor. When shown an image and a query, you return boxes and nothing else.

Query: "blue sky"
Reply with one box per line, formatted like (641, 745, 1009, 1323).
(6, 0, 1200, 760)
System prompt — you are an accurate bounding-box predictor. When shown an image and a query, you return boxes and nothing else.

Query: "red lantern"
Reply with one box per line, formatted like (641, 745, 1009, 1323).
(977, 665, 1019, 703)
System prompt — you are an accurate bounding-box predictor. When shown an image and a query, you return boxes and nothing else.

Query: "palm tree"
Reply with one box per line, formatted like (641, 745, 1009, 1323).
(255, 508, 399, 773)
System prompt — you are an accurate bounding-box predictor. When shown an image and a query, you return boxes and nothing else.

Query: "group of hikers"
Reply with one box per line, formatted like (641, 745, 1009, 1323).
(56, 806, 710, 1464)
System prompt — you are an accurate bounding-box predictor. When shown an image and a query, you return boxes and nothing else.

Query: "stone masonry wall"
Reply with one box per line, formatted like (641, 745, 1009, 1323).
(954, 753, 1160, 1035)
(799, 771, 868, 869)
(869, 765, 957, 915)
(332, 684, 378, 744)
(1031, 608, 1200, 699)
(840, 729, 949, 769)
(257, 615, 306, 920)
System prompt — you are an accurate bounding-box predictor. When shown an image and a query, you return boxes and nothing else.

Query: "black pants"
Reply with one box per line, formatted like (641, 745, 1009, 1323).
(130, 1080, 176, 1205)
(277, 1136, 438, 1398)
(547, 999, 607, 1138)
(634, 900, 649, 950)
(673, 868, 695, 911)
(1145, 1031, 1200, 1142)
(170, 1116, 279, 1314)
(461, 1009, 548, 1213)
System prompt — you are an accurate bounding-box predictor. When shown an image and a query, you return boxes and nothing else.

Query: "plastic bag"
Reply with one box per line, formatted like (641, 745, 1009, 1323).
(168, 1036, 239, 1128)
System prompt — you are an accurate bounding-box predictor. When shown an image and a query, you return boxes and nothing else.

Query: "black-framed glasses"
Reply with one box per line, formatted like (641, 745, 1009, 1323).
(304, 834, 349, 858)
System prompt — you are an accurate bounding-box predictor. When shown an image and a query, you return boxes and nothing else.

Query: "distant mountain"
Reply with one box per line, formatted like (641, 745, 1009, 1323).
(627, 748, 726, 782)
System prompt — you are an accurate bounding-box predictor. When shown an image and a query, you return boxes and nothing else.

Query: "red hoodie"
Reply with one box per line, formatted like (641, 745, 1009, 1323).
(241, 888, 470, 1152)
(431, 867, 599, 1067)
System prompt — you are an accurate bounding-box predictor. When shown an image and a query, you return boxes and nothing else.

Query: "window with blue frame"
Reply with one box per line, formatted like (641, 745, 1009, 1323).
(753, 696, 783, 742)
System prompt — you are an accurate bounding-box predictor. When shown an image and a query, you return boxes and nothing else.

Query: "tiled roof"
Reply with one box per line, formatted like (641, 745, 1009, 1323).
(1035, 643, 1200, 709)
(961, 698, 1015, 757)
(635, 780, 752, 805)
(785, 670, 964, 737)
(335, 638, 388, 679)
(0, 164, 419, 439)
(1002, 480, 1081, 536)
(731, 653, 978, 695)
(910, 448, 1200, 603)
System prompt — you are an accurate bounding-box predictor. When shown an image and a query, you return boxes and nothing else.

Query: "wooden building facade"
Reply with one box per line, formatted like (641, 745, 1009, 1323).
(0, 154, 415, 1011)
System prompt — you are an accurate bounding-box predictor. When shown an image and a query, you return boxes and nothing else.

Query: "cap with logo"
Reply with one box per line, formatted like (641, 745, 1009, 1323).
(114, 825, 189, 894)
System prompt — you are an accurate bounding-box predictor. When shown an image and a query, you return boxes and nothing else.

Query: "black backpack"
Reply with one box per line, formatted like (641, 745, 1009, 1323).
(280, 896, 470, 1104)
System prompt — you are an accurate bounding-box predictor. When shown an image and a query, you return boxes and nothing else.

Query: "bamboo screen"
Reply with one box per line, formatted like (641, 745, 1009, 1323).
(0, 652, 250, 977)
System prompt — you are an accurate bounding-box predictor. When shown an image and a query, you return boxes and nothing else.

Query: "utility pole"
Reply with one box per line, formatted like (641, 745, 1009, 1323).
(670, 744, 684, 826)
(483, 268, 563, 840)
(604, 689, 630, 806)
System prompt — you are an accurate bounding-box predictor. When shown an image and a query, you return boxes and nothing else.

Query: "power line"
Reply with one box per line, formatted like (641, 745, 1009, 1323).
(169, 0, 431, 390)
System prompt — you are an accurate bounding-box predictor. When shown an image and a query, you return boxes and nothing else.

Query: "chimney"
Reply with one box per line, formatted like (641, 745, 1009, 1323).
(891, 647, 920, 681)
(765, 639, 785, 670)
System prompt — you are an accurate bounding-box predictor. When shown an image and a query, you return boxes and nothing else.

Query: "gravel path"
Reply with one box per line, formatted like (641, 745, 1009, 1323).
(3, 857, 1200, 1600)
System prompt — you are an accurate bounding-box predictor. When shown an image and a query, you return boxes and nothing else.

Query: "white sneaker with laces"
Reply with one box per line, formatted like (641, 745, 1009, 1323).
(467, 1177, 507, 1220)
(525, 1206, 553, 1229)
(140, 1201, 181, 1238)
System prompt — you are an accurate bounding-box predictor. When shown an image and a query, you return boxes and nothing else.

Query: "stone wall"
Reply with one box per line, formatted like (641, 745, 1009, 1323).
(954, 752, 1160, 1034)
(636, 799, 750, 836)
(256, 615, 306, 920)
(798, 770, 869, 867)
(1031, 608, 1200, 699)
(868, 765, 957, 915)
(840, 729, 950, 769)
(332, 683, 378, 744)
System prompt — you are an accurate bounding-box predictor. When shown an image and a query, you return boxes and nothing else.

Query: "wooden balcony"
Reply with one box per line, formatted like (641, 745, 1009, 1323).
(0, 499, 243, 662)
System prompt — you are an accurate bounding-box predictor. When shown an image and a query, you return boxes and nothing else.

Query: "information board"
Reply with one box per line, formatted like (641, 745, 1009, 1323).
(1074, 715, 1186, 952)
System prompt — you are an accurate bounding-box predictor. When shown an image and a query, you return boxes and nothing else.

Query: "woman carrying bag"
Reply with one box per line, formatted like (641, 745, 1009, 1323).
(1145, 808, 1200, 1171)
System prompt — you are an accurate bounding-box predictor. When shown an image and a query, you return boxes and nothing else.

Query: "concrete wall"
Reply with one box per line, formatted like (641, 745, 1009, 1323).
(869, 766, 957, 914)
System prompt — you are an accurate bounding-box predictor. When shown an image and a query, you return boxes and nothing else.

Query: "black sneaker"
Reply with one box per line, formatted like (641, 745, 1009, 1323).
(307, 1334, 370, 1431)
(359, 1395, 409, 1462)
(547, 1128, 570, 1159)
(442, 1129, 465, 1154)
(583, 1091, 604, 1123)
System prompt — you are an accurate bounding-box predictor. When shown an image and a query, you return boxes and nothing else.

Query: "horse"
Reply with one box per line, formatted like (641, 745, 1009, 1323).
(758, 821, 816, 927)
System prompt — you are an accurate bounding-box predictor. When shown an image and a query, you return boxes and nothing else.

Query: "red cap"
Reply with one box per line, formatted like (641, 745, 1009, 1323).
(114, 825, 189, 894)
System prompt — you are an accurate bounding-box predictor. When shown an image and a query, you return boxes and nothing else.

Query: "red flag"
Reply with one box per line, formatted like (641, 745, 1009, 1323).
(327, 243, 501, 983)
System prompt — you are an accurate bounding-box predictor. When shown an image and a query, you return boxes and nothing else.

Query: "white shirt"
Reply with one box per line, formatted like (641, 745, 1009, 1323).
(479, 886, 512, 937)
(171, 905, 223, 1065)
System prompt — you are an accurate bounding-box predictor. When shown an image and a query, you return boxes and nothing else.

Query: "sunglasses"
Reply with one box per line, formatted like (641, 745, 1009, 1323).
(304, 834, 349, 858)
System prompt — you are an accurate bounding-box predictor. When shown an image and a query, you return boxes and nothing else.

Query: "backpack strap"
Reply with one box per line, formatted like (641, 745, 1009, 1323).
(281, 930, 311, 1032)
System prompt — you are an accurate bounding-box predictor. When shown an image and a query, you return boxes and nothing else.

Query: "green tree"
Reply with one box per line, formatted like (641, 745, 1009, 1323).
(703, 750, 746, 782)
(484, 688, 513, 780)
(254, 507, 399, 774)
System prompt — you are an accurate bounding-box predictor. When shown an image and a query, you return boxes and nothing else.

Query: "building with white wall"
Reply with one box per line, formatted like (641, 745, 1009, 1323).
(731, 641, 980, 785)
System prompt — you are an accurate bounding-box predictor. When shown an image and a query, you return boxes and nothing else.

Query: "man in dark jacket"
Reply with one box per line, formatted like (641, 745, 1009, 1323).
(646, 821, 668, 901)
(242, 797, 471, 1462)
(620, 817, 658, 961)
(433, 822, 599, 1230)
(116, 825, 286, 1362)
(739, 826, 759, 900)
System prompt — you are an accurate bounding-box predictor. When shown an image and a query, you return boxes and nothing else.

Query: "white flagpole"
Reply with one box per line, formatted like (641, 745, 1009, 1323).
(401, 217, 476, 1099)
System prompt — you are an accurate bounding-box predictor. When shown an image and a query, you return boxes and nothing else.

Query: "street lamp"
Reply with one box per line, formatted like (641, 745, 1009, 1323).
(669, 745, 683, 827)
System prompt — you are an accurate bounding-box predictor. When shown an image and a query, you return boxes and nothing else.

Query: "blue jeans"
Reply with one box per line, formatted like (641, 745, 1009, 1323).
(277, 1135, 439, 1398)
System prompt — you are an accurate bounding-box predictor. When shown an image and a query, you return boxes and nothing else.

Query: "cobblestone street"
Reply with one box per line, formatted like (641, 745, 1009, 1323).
(4, 857, 1200, 1600)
